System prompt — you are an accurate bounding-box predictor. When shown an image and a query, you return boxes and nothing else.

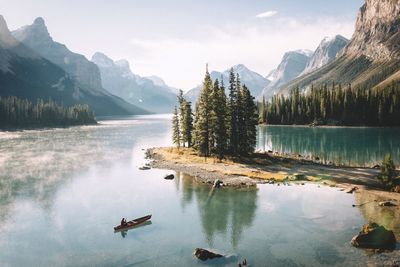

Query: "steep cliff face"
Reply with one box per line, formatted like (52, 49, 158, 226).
(278, 0, 400, 95)
(302, 35, 349, 75)
(343, 0, 400, 60)
(92, 52, 177, 113)
(13, 18, 104, 91)
(261, 50, 312, 98)
(1, 15, 147, 116)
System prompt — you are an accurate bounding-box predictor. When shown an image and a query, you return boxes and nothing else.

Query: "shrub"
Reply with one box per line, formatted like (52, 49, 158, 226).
(378, 154, 397, 188)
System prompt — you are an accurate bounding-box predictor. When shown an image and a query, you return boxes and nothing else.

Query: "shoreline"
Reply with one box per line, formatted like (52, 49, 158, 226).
(259, 124, 400, 129)
(147, 147, 400, 201)
(0, 122, 98, 132)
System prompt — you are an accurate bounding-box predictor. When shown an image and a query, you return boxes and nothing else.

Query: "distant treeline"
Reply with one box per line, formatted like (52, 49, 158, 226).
(259, 82, 400, 126)
(0, 96, 97, 128)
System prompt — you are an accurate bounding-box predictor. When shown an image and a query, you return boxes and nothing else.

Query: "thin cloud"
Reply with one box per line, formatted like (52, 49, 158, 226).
(256, 11, 278, 18)
(129, 16, 355, 89)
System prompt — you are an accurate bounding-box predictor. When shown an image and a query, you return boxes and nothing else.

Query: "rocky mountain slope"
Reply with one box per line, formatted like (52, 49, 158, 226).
(185, 64, 270, 103)
(92, 52, 177, 113)
(302, 35, 349, 75)
(8, 17, 147, 115)
(278, 0, 400, 95)
(260, 50, 312, 99)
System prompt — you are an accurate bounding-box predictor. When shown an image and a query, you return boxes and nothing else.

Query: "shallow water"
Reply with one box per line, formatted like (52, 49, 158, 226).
(257, 125, 400, 167)
(0, 115, 398, 266)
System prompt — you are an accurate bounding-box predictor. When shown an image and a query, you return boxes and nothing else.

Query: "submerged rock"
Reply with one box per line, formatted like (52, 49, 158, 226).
(351, 223, 396, 250)
(345, 186, 358, 194)
(164, 174, 175, 180)
(193, 248, 223, 261)
(139, 166, 151, 170)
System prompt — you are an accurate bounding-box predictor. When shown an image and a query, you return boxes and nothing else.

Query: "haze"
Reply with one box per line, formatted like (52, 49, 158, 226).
(1, 0, 363, 89)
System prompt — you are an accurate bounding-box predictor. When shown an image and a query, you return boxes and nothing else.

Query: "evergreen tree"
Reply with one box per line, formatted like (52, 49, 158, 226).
(172, 106, 181, 148)
(213, 79, 228, 159)
(242, 85, 258, 155)
(227, 68, 239, 154)
(378, 154, 397, 188)
(194, 66, 213, 156)
(183, 101, 193, 147)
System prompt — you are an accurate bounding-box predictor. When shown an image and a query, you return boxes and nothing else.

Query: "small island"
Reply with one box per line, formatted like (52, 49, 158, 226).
(149, 68, 400, 202)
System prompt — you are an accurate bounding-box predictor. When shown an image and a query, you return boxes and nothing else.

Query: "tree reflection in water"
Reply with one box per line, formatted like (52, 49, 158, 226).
(257, 126, 400, 167)
(177, 172, 257, 249)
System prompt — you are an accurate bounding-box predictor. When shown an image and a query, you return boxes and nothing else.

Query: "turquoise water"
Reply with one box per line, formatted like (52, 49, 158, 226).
(0, 115, 398, 266)
(257, 125, 400, 167)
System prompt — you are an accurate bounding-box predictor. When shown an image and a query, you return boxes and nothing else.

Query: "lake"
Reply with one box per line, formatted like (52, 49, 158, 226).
(257, 125, 400, 167)
(0, 115, 398, 266)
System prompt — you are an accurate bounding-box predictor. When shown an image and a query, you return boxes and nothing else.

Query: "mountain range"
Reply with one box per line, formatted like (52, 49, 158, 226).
(184, 64, 270, 103)
(186, 34, 349, 102)
(1, 16, 180, 116)
(1, 17, 148, 116)
(278, 0, 400, 95)
(91, 52, 177, 113)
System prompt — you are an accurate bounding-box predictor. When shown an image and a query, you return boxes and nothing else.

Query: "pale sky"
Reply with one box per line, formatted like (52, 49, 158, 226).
(1, 0, 364, 90)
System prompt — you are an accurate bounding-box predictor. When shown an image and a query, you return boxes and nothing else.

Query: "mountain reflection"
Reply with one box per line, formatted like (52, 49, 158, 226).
(257, 126, 400, 167)
(177, 172, 257, 249)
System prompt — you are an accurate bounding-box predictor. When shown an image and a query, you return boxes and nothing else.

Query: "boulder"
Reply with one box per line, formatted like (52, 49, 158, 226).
(392, 185, 400, 193)
(213, 179, 223, 188)
(193, 248, 223, 261)
(351, 223, 396, 250)
(345, 186, 358, 194)
(164, 174, 175, 180)
(378, 201, 397, 207)
(139, 166, 151, 170)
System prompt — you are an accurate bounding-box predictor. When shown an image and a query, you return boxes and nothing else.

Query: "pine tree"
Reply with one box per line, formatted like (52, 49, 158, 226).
(213, 79, 228, 159)
(194, 65, 213, 156)
(242, 85, 258, 154)
(183, 101, 193, 147)
(227, 68, 239, 154)
(172, 106, 181, 148)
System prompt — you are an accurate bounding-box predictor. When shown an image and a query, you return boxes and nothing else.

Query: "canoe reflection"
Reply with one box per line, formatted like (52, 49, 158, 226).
(115, 220, 153, 238)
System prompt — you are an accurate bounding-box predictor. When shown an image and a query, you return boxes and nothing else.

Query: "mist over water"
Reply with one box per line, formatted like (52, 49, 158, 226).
(0, 115, 398, 266)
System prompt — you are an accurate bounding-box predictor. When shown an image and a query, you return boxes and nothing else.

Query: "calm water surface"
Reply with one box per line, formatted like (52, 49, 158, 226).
(257, 125, 400, 167)
(0, 115, 398, 266)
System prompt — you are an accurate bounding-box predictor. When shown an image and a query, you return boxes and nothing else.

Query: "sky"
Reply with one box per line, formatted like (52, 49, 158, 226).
(1, 0, 364, 90)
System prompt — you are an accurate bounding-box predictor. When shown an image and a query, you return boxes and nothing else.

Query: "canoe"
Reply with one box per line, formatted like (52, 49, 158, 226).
(114, 215, 152, 231)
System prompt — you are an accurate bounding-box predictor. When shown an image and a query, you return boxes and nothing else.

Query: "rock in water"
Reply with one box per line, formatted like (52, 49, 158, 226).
(213, 179, 223, 188)
(164, 174, 174, 180)
(193, 248, 223, 261)
(345, 186, 358, 194)
(351, 223, 396, 250)
(378, 201, 397, 207)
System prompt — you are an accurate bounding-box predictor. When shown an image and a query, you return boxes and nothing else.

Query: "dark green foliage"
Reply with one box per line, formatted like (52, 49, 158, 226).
(191, 68, 258, 158)
(182, 101, 193, 148)
(211, 79, 228, 159)
(172, 67, 258, 158)
(193, 67, 213, 156)
(378, 154, 397, 188)
(261, 82, 400, 126)
(239, 85, 258, 155)
(227, 68, 239, 154)
(0, 96, 96, 128)
(172, 106, 181, 148)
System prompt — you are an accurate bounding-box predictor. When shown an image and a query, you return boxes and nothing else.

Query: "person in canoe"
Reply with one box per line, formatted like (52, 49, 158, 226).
(120, 218, 128, 227)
